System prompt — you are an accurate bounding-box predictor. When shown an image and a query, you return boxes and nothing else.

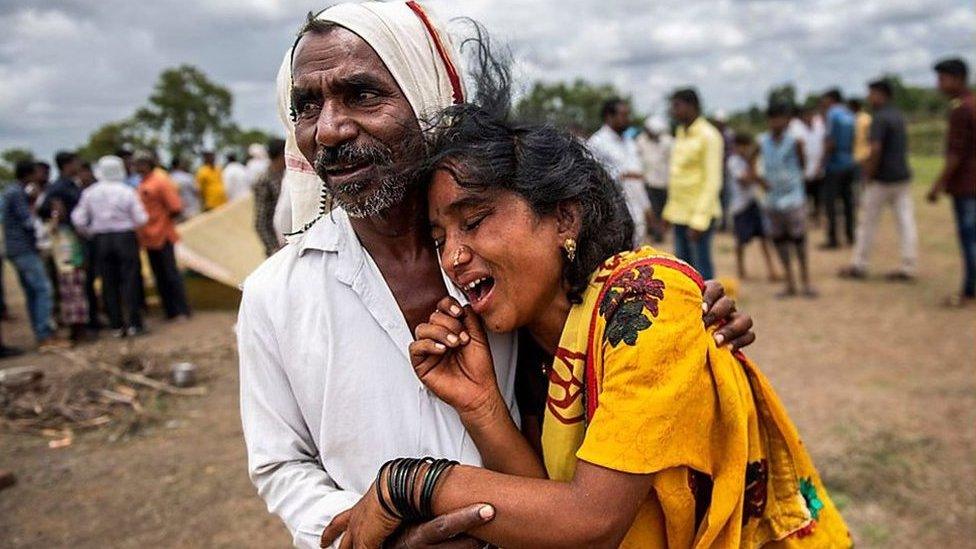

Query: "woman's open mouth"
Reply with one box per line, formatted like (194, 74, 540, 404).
(460, 276, 496, 312)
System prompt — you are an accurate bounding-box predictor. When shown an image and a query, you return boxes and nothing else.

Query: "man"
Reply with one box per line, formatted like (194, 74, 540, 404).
(195, 151, 227, 211)
(840, 79, 916, 281)
(663, 88, 723, 279)
(635, 116, 672, 243)
(37, 151, 83, 224)
(223, 153, 250, 201)
(133, 152, 191, 323)
(587, 98, 651, 247)
(115, 149, 142, 188)
(253, 138, 286, 257)
(819, 88, 857, 249)
(239, 4, 755, 548)
(928, 58, 976, 307)
(72, 156, 148, 337)
(2, 160, 61, 348)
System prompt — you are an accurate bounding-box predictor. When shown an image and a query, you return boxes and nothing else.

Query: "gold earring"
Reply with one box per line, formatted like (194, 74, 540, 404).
(563, 238, 577, 262)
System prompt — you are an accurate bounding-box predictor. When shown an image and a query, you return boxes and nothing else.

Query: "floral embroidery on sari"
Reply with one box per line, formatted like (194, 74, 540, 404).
(598, 263, 666, 347)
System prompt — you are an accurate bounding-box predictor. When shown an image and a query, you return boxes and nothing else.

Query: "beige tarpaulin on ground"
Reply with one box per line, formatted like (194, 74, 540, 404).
(175, 194, 266, 289)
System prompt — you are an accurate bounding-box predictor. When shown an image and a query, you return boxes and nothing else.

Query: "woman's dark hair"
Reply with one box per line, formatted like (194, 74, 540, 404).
(423, 28, 632, 303)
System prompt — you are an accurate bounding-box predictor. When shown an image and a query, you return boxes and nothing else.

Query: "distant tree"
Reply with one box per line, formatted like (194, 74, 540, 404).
(134, 65, 234, 160)
(515, 79, 630, 134)
(767, 83, 797, 109)
(78, 119, 157, 161)
(0, 148, 35, 182)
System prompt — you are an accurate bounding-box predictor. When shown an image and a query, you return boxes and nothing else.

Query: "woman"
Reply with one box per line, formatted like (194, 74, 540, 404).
(323, 105, 850, 548)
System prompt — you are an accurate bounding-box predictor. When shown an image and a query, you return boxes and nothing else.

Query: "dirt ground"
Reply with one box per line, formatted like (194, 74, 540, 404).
(1, 157, 973, 548)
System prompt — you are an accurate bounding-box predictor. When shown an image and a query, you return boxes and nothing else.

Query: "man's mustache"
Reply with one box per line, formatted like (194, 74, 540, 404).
(314, 142, 394, 176)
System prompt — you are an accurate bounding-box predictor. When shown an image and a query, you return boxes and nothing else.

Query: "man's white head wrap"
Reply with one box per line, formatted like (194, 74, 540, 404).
(275, 1, 467, 233)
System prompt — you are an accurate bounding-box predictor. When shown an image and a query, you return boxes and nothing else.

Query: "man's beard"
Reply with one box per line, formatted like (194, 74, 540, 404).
(313, 141, 412, 219)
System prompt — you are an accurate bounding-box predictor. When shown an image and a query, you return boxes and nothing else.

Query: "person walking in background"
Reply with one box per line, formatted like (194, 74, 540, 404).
(663, 88, 723, 279)
(840, 79, 917, 281)
(2, 160, 62, 348)
(252, 138, 286, 257)
(587, 97, 650, 247)
(222, 153, 249, 201)
(72, 156, 148, 338)
(45, 198, 89, 342)
(727, 132, 778, 281)
(133, 152, 191, 322)
(115, 149, 142, 188)
(195, 151, 226, 211)
(760, 103, 815, 298)
(169, 158, 201, 219)
(928, 58, 976, 307)
(635, 116, 672, 243)
(819, 89, 857, 249)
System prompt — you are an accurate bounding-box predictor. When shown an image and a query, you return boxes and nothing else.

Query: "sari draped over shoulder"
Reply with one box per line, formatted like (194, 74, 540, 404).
(541, 247, 851, 548)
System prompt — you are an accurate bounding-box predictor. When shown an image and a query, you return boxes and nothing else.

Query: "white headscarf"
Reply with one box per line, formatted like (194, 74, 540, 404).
(94, 155, 127, 184)
(276, 0, 467, 233)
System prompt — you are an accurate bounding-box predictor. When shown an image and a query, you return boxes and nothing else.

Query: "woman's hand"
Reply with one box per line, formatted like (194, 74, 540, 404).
(320, 483, 400, 548)
(702, 279, 755, 350)
(409, 296, 500, 417)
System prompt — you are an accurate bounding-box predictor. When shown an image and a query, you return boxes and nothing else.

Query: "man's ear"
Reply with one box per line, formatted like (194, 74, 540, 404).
(555, 200, 582, 240)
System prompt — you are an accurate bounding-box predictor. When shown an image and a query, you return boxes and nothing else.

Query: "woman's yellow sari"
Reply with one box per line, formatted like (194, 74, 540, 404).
(541, 248, 851, 548)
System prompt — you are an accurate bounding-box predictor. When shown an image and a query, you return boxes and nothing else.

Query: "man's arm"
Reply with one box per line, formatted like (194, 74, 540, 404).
(929, 106, 972, 201)
(70, 192, 91, 236)
(237, 283, 362, 548)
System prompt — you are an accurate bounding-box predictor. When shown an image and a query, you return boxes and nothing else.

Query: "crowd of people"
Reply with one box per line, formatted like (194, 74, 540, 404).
(587, 57, 975, 305)
(0, 138, 289, 355)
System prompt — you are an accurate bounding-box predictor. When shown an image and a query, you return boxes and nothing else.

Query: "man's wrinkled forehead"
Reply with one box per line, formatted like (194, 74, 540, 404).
(292, 26, 390, 83)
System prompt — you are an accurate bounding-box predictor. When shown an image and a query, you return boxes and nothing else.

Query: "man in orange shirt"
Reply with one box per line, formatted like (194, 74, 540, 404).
(133, 151, 191, 321)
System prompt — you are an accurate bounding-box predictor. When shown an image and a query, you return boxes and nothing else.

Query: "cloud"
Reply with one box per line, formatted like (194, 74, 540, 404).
(1, 0, 972, 160)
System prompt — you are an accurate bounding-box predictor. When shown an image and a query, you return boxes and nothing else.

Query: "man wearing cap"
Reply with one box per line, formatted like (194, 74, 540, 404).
(237, 3, 756, 547)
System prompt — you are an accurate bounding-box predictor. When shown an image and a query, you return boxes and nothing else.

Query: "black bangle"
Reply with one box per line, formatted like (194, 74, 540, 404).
(419, 459, 459, 520)
(375, 460, 400, 520)
(389, 458, 412, 520)
(403, 457, 426, 521)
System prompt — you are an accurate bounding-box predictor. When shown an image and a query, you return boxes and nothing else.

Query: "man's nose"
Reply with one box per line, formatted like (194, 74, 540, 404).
(315, 100, 358, 148)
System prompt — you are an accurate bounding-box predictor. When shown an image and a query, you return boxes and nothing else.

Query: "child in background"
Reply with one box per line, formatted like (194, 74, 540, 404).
(759, 103, 816, 298)
(47, 199, 88, 342)
(727, 132, 778, 281)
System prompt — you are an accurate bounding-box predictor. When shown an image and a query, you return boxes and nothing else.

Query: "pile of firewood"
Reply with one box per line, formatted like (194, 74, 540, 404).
(0, 350, 206, 446)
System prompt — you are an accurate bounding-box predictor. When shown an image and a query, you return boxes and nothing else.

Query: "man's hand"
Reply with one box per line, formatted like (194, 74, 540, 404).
(926, 182, 943, 203)
(702, 279, 755, 350)
(386, 504, 496, 549)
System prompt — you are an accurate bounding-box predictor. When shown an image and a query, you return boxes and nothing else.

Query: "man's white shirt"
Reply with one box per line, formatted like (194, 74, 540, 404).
(237, 207, 519, 548)
(587, 124, 651, 246)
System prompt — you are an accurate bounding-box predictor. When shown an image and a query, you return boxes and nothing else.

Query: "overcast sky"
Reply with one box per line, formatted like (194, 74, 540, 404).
(1, 0, 973, 160)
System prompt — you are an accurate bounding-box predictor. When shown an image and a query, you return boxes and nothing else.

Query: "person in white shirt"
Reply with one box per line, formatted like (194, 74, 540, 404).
(245, 143, 271, 189)
(222, 153, 249, 201)
(586, 98, 650, 248)
(789, 106, 827, 222)
(635, 116, 672, 242)
(72, 155, 148, 336)
(240, 4, 755, 548)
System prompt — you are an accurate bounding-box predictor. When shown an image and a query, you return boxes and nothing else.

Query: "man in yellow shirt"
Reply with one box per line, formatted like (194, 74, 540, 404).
(195, 151, 227, 211)
(662, 88, 724, 279)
